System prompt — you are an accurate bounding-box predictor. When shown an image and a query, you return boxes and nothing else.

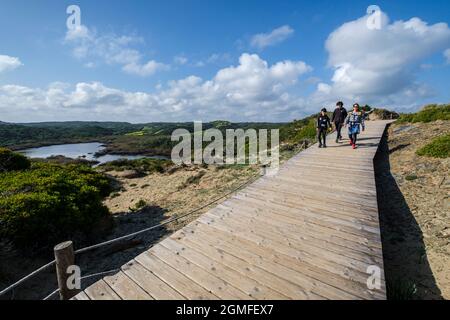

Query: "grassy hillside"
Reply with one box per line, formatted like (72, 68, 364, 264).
(398, 104, 450, 123)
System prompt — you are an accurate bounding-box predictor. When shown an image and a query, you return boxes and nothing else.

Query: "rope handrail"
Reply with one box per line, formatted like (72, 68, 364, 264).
(0, 173, 260, 298)
(42, 268, 120, 300)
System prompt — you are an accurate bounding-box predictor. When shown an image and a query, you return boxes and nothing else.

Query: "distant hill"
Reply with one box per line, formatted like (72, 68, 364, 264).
(0, 120, 286, 150)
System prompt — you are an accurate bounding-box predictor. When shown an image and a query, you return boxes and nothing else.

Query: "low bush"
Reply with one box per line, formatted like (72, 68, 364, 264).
(130, 199, 147, 212)
(416, 134, 450, 158)
(0, 148, 31, 172)
(98, 158, 171, 174)
(0, 161, 112, 247)
(398, 104, 450, 123)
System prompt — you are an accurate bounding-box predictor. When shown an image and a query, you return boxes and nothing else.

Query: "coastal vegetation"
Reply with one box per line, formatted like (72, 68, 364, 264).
(416, 133, 450, 158)
(0, 157, 112, 248)
(398, 104, 450, 123)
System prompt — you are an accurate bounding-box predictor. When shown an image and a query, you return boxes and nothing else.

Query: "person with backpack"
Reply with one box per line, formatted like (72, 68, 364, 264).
(345, 103, 365, 149)
(317, 108, 331, 148)
(331, 101, 348, 143)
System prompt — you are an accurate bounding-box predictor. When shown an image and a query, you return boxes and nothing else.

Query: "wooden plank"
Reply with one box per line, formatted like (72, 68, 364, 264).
(103, 271, 154, 300)
(148, 244, 250, 299)
(121, 260, 186, 300)
(84, 279, 121, 300)
(135, 250, 219, 300)
(161, 238, 301, 300)
(203, 209, 380, 279)
(172, 226, 359, 300)
(229, 194, 383, 248)
(178, 222, 385, 300)
(197, 213, 379, 287)
(216, 202, 384, 264)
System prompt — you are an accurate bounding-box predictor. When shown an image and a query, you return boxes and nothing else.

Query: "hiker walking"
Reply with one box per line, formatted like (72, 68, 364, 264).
(317, 108, 331, 148)
(345, 103, 365, 149)
(331, 101, 348, 143)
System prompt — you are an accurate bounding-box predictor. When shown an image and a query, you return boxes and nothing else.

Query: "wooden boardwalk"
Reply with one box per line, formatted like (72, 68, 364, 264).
(74, 120, 391, 300)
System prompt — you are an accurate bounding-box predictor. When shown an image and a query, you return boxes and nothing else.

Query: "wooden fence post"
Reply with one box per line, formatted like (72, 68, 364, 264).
(54, 241, 79, 300)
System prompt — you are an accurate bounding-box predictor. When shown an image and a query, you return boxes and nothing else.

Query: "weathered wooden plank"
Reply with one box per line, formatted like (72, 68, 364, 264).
(122, 260, 186, 300)
(135, 250, 219, 300)
(148, 243, 250, 299)
(177, 222, 385, 300)
(159, 238, 291, 300)
(84, 279, 121, 300)
(103, 271, 153, 300)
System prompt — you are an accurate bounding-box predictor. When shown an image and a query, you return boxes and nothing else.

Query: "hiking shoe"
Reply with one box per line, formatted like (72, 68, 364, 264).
(352, 144, 356, 149)
(323, 144, 327, 148)
(318, 144, 322, 148)
(335, 138, 339, 143)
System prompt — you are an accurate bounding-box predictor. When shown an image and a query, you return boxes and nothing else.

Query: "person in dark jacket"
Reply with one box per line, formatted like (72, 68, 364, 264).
(317, 108, 331, 148)
(331, 101, 348, 143)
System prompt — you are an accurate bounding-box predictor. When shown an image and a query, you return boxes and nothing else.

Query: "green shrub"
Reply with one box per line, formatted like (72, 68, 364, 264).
(416, 134, 450, 158)
(0, 162, 112, 247)
(405, 175, 418, 181)
(280, 117, 317, 144)
(0, 148, 31, 172)
(98, 158, 171, 174)
(398, 104, 450, 123)
(130, 199, 147, 212)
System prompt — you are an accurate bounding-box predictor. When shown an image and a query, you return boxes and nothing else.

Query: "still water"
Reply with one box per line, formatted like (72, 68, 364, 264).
(19, 142, 166, 165)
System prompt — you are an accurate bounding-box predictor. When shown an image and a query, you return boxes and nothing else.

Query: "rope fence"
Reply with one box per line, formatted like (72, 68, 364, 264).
(0, 172, 261, 299)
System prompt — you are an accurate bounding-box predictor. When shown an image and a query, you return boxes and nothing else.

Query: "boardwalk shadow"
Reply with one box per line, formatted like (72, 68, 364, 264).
(374, 127, 443, 300)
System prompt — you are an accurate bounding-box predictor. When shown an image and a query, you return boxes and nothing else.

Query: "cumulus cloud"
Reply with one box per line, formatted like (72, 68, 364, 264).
(64, 25, 168, 77)
(0, 54, 312, 122)
(0, 55, 23, 73)
(313, 11, 450, 110)
(250, 25, 294, 49)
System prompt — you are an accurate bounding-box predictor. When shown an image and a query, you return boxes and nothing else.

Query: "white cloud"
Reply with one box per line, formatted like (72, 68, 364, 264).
(0, 55, 23, 73)
(174, 55, 188, 65)
(444, 48, 450, 64)
(193, 53, 231, 68)
(313, 11, 450, 110)
(0, 54, 312, 122)
(64, 25, 168, 77)
(122, 60, 169, 77)
(251, 25, 294, 49)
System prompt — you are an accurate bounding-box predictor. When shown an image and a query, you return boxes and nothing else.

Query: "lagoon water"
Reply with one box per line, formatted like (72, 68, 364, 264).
(19, 142, 163, 165)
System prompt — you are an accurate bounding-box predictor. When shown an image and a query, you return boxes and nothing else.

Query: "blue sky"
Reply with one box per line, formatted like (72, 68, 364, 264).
(0, 0, 449, 122)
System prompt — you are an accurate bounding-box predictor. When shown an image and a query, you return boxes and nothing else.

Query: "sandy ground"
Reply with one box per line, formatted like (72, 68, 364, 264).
(105, 164, 259, 230)
(376, 120, 449, 299)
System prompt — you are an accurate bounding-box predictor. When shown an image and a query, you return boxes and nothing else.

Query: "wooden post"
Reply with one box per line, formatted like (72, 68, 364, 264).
(54, 241, 79, 300)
